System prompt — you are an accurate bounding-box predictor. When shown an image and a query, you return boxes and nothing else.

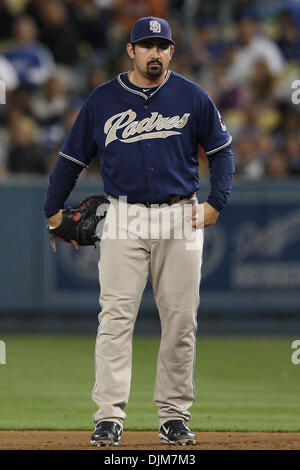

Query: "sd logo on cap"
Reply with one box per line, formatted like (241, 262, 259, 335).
(130, 16, 175, 45)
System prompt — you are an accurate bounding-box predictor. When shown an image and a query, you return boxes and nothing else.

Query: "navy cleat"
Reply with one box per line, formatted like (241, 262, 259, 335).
(159, 420, 196, 445)
(91, 421, 122, 447)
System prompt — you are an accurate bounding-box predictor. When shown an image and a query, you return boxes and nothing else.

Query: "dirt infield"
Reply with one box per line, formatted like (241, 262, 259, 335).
(0, 431, 300, 450)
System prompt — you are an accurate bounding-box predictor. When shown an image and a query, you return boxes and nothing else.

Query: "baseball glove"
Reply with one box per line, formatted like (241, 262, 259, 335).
(48, 194, 109, 252)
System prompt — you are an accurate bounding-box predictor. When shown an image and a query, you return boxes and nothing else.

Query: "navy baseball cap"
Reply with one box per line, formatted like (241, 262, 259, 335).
(130, 17, 175, 45)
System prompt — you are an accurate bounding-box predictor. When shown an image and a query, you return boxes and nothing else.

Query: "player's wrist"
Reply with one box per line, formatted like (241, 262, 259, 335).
(48, 210, 63, 228)
(206, 197, 222, 212)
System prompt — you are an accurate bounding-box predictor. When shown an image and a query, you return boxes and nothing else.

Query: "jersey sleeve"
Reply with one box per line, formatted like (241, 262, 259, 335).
(59, 99, 97, 168)
(198, 92, 232, 156)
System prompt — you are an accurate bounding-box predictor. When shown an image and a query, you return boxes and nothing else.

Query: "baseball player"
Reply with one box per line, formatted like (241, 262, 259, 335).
(44, 16, 234, 446)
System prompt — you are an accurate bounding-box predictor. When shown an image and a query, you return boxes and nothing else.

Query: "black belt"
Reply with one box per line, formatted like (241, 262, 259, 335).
(127, 193, 194, 208)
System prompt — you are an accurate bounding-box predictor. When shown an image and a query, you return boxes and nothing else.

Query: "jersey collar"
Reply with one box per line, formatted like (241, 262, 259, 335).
(117, 70, 171, 100)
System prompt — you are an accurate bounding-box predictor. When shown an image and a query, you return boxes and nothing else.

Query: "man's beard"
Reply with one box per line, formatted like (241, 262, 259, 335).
(146, 61, 163, 77)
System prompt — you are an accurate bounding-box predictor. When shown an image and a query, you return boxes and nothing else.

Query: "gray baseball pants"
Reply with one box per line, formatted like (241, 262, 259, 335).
(91, 195, 203, 428)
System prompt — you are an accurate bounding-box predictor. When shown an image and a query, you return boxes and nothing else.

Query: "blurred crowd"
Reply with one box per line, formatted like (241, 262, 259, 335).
(0, 0, 299, 182)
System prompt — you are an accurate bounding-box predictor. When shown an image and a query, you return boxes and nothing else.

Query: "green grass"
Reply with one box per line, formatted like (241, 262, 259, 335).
(0, 335, 299, 431)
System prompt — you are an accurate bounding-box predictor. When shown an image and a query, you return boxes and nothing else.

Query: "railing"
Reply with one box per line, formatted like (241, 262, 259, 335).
(1, 177, 300, 318)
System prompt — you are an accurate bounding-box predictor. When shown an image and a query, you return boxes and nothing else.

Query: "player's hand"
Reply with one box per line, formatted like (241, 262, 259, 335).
(48, 210, 79, 250)
(192, 202, 219, 228)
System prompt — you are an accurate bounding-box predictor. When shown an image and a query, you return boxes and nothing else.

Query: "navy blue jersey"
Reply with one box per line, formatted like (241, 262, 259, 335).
(59, 71, 233, 203)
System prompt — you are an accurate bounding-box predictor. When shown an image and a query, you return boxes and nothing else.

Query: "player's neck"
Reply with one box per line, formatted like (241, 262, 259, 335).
(128, 70, 167, 89)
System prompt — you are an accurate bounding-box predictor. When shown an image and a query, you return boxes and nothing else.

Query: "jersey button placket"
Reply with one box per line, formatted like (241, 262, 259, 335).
(143, 101, 151, 151)
(142, 99, 157, 176)
(146, 142, 154, 171)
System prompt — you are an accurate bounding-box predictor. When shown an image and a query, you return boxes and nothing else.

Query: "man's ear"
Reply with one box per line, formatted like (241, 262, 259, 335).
(170, 45, 174, 60)
(127, 43, 135, 59)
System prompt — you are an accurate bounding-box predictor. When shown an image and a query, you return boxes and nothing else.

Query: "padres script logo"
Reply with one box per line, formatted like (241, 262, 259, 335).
(104, 109, 190, 147)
